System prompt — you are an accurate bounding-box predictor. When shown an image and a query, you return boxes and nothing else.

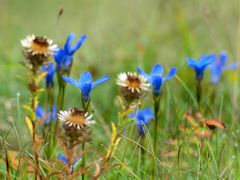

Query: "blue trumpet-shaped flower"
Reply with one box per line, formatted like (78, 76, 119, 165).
(41, 63, 56, 87)
(129, 107, 154, 135)
(58, 154, 68, 164)
(137, 64, 176, 95)
(209, 52, 238, 84)
(62, 72, 109, 101)
(58, 154, 81, 168)
(54, 33, 87, 70)
(187, 54, 214, 80)
(35, 105, 57, 125)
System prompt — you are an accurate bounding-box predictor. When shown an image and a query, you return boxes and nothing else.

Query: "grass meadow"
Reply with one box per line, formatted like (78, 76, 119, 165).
(1, 0, 240, 179)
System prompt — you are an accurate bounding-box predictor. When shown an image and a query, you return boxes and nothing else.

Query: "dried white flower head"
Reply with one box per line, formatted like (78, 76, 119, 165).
(116, 72, 150, 93)
(21, 35, 58, 58)
(58, 108, 95, 130)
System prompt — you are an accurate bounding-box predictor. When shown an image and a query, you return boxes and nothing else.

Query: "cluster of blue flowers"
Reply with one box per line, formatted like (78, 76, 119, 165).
(187, 52, 237, 84)
(127, 52, 237, 135)
(209, 52, 238, 84)
(41, 33, 87, 88)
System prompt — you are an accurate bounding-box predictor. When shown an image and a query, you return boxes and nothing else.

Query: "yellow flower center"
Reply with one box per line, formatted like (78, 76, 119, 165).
(66, 110, 87, 125)
(31, 37, 49, 53)
(126, 76, 141, 89)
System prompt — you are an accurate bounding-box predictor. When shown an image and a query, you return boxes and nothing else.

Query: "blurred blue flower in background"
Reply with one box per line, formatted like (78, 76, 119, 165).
(41, 63, 56, 87)
(137, 64, 176, 95)
(62, 72, 109, 102)
(35, 105, 57, 125)
(54, 33, 87, 70)
(209, 52, 238, 84)
(129, 107, 154, 135)
(187, 54, 214, 80)
(58, 153, 81, 172)
(58, 153, 68, 164)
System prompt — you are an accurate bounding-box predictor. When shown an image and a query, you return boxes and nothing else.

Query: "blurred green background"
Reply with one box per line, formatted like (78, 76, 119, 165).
(1, 0, 240, 142)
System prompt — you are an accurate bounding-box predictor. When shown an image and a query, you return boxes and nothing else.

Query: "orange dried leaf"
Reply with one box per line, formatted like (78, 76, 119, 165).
(204, 119, 226, 129)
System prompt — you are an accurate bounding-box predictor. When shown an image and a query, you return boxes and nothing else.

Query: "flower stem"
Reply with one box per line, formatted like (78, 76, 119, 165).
(31, 72, 42, 180)
(61, 85, 66, 109)
(152, 94, 161, 179)
(55, 83, 66, 134)
(81, 142, 85, 180)
(80, 95, 90, 180)
(153, 94, 160, 153)
(56, 84, 63, 111)
(140, 135, 145, 178)
(47, 86, 54, 109)
(46, 86, 54, 158)
(196, 79, 202, 106)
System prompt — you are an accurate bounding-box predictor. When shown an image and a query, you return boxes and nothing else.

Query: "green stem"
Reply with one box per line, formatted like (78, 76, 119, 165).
(56, 84, 62, 111)
(153, 94, 160, 153)
(60, 85, 65, 110)
(46, 86, 54, 158)
(54, 85, 62, 137)
(47, 86, 54, 109)
(81, 96, 91, 112)
(140, 135, 145, 178)
(152, 94, 161, 179)
(196, 79, 202, 107)
(81, 142, 85, 180)
(80, 95, 89, 180)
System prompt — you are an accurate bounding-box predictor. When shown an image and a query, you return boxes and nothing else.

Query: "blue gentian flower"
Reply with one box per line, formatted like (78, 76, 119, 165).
(54, 33, 87, 70)
(35, 105, 57, 125)
(58, 154, 68, 164)
(187, 54, 214, 80)
(58, 153, 81, 166)
(62, 72, 109, 101)
(137, 64, 176, 95)
(209, 52, 238, 84)
(129, 107, 154, 135)
(41, 63, 56, 87)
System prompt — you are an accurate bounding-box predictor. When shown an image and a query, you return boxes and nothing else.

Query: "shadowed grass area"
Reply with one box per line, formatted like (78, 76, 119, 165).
(1, 0, 240, 178)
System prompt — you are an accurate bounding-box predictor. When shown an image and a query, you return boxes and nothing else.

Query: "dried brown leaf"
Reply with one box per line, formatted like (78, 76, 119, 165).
(204, 119, 226, 129)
